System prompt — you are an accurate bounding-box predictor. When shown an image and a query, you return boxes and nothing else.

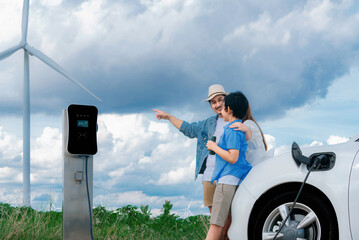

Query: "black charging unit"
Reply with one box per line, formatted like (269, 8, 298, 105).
(67, 104, 98, 155)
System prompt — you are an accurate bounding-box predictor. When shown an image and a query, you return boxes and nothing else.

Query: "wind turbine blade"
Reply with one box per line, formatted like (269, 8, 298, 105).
(21, 0, 30, 42)
(24, 45, 102, 102)
(0, 44, 23, 61)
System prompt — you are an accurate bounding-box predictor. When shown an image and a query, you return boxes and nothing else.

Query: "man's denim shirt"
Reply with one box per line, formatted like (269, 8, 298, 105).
(179, 115, 218, 180)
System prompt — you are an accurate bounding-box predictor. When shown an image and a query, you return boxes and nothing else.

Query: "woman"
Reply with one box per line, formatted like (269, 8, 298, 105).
(231, 104, 271, 166)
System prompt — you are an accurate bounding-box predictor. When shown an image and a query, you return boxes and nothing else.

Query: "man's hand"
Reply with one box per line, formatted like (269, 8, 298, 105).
(153, 109, 170, 120)
(206, 140, 218, 152)
(153, 109, 183, 130)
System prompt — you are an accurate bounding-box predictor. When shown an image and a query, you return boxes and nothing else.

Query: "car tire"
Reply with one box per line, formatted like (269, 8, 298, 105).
(249, 190, 338, 240)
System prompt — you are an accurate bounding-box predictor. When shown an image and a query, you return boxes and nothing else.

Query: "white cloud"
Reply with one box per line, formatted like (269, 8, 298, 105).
(1, 0, 359, 122)
(327, 135, 349, 145)
(264, 134, 275, 150)
(310, 140, 324, 147)
(0, 126, 22, 160)
(74, 0, 107, 37)
(138, 156, 152, 164)
(32, 127, 62, 164)
(223, 12, 291, 48)
(95, 191, 163, 206)
(155, 159, 195, 185)
(40, 0, 62, 7)
(88, 112, 199, 215)
(0, 167, 22, 183)
(99, 114, 151, 141)
(262, 134, 290, 157)
(0, 125, 64, 186)
(223, 0, 359, 65)
(0, 112, 200, 212)
(0, 1, 21, 44)
(148, 121, 170, 138)
(108, 163, 134, 179)
(30, 127, 62, 184)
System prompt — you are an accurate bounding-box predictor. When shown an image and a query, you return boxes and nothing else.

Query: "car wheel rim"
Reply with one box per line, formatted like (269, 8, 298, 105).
(261, 202, 321, 240)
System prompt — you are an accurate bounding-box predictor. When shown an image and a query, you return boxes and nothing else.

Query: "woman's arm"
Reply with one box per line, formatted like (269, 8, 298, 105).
(229, 122, 252, 141)
(206, 140, 239, 164)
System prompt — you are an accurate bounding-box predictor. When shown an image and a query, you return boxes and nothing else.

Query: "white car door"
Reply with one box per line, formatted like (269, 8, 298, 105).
(349, 149, 359, 239)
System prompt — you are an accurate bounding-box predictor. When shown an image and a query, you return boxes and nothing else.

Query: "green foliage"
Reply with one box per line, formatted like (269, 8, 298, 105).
(0, 203, 62, 239)
(0, 201, 209, 239)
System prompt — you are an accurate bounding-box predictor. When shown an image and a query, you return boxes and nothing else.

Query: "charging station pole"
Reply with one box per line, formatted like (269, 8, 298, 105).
(63, 105, 98, 240)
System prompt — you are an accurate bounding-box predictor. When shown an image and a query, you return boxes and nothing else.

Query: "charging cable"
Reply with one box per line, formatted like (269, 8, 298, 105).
(85, 156, 94, 240)
(272, 157, 321, 240)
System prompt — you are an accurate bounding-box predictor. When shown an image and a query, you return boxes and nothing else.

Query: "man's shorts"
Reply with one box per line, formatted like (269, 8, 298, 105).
(202, 181, 216, 207)
(210, 183, 238, 227)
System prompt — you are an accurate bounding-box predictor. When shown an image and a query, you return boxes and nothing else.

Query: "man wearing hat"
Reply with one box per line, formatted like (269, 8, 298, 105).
(153, 84, 228, 213)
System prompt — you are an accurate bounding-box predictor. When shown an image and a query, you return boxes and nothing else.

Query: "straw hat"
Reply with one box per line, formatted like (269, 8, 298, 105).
(205, 84, 228, 101)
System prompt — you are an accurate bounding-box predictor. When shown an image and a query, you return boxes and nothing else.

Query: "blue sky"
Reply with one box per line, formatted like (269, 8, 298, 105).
(0, 0, 358, 216)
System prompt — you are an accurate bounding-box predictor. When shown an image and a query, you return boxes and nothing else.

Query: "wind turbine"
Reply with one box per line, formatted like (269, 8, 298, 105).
(0, 0, 101, 206)
(184, 200, 193, 218)
(179, 200, 193, 219)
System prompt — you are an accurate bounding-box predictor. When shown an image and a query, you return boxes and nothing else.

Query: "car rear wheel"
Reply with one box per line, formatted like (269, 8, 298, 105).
(249, 190, 338, 240)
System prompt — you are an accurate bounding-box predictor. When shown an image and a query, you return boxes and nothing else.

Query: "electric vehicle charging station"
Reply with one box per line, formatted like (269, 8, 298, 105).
(63, 104, 98, 240)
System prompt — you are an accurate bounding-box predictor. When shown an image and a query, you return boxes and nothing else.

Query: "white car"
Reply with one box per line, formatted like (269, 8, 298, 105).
(229, 133, 359, 240)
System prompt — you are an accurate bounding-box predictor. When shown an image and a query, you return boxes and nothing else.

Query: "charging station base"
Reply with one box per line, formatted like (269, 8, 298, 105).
(63, 110, 93, 240)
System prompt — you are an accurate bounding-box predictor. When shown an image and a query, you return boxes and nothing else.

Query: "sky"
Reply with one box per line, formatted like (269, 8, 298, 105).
(0, 0, 359, 216)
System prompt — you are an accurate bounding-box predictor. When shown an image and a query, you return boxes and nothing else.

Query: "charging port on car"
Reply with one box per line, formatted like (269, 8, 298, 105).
(291, 142, 336, 171)
(308, 152, 336, 171)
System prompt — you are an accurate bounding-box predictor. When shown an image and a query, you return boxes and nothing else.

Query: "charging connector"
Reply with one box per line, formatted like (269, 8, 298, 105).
(292, 142, 336, 171)
(273, 143, 336, 239)
(312, 154, 326, 169)
(308, 152, 336, 171)
(272, 157, 321, 240)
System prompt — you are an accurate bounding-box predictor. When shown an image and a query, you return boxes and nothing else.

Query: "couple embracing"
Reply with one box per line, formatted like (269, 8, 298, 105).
(154, 84, 269, 240)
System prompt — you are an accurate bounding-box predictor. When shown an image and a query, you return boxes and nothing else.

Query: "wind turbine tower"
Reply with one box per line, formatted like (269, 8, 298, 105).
(0, 0, 101, 206)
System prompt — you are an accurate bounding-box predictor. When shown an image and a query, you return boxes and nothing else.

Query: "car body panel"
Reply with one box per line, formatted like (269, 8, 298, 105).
(229, 139, 359, 240)
(349, 149, 359, 239)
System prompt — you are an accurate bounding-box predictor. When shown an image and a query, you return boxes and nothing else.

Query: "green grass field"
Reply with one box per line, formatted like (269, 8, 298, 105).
(0, 201, 209, 239)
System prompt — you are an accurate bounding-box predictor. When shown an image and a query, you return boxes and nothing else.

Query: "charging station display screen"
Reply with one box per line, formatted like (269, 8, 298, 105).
(67, 104, 98, 155)
(77, 120, 89, 128)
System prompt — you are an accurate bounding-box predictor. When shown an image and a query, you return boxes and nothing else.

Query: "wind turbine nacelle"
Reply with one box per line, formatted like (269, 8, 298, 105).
(66, 104, 98, 156)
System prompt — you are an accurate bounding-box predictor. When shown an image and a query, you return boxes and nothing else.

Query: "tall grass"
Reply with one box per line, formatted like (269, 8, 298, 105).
(0, 203, 62, 239)
(0, 201, 209, 239)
